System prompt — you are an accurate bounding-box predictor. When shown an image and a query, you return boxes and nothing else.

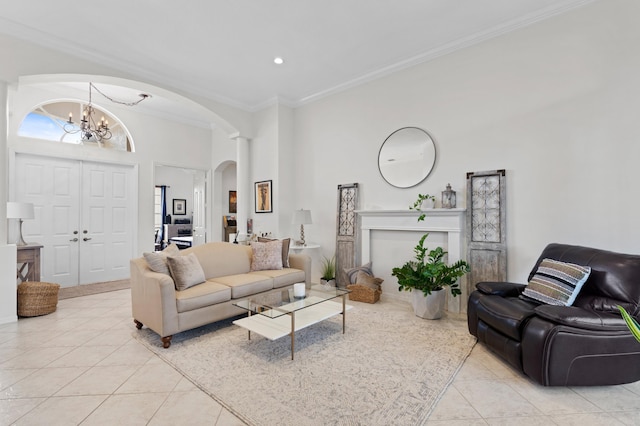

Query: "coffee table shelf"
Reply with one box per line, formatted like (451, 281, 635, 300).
(233, 286, 352, 359)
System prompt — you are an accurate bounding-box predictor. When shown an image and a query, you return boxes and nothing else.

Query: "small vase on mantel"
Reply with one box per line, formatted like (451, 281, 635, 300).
(421, 198, 435, 209)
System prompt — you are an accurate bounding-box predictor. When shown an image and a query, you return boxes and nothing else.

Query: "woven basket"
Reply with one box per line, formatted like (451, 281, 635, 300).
(347, 284, 381, 304)
(17, 281, 60, 317)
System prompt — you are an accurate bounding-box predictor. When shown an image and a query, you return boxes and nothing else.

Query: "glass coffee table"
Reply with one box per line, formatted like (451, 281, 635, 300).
(233, 285, 351, 360)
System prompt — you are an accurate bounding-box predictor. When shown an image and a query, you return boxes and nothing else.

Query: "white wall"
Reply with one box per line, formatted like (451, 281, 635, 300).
(3, 1, 640, 310)
(291, 0, 640, 285)
(155, 165, 197, 223)
(222, 162, 237, 216)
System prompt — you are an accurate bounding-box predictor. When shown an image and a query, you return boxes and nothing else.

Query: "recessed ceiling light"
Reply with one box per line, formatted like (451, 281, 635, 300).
(273, 57, 284, 65)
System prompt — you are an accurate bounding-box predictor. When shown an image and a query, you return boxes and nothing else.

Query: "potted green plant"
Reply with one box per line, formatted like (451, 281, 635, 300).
(320, 255, 336, 288)
(392, 233, 470, 319)
(393, 192, 469, 319)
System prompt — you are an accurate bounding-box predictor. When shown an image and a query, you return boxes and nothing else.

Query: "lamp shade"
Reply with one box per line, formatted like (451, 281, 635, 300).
(7, 202, 34, 219)
(292, 209, 312, 225)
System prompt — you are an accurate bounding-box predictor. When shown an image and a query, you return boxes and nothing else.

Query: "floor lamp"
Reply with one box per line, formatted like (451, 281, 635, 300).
(7, 202, 35, 246)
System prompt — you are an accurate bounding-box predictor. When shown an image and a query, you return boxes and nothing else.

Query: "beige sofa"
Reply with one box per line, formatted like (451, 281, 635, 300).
(130, 241, 310, 348)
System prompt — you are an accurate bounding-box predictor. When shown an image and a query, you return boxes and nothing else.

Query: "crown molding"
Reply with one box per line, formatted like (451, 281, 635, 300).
(1, 0, 595, 112)
(293, 0, 595, 107)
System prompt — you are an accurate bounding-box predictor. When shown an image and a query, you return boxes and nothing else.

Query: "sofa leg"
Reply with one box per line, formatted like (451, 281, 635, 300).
(134, 319, 143, 330)
(161, 335, 172, 348)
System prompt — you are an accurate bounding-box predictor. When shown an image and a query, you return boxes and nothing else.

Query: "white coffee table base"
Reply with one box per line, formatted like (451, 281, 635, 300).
(233, 299, 353, 360)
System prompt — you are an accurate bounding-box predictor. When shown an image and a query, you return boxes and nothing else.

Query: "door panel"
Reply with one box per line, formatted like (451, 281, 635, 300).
(16, 155, 81, 287)
(80, 162, 133, 284)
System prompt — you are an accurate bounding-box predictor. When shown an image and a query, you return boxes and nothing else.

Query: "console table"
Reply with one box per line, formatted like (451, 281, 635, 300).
(16, 243, 43, 282)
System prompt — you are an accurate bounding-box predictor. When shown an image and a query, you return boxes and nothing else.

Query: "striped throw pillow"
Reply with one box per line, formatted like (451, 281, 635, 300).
(523, 258, 591, 306)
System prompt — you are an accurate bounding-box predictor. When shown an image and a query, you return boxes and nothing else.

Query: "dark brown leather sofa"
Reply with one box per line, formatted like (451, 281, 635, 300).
(468, 243, 640, 386)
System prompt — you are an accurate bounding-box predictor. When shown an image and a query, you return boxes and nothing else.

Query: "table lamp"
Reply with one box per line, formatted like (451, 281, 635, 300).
(292, 209, 312, 246)
(7, 202, 34, 246)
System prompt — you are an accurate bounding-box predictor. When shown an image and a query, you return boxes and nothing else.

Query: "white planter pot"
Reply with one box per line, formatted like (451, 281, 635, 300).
(411, 289, 445, 319)
(321, 279, 336, 288)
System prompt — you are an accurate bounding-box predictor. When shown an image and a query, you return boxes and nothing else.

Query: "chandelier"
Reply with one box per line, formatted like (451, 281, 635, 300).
(64, 82, 150, 142)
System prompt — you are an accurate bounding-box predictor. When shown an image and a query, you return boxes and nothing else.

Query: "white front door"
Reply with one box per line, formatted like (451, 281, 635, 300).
(15, 154, 134, 287)
(16, 156, 81, 287)
(79, 161, 133, 283)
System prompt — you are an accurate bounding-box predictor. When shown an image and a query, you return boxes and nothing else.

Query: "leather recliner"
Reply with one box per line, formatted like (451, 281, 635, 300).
(468, 243, 640, 386)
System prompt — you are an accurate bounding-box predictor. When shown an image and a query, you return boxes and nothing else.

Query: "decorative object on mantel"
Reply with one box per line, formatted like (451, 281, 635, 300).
(292, 208, 312, 246)
(7, 201, 35, 246)
(320, 255, 336, 288)
(378, 127, 437, 188)
(410, 193, 435, 218)
(466, 170, 507, 297)
(441, 183, 456, 209)
(335, 183, 359, 287)
(392, 194, 470, 319)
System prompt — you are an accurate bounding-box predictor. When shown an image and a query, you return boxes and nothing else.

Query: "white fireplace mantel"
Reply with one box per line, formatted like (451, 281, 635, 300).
(356, 209, 466, 263)
(356, 209, 466, 312)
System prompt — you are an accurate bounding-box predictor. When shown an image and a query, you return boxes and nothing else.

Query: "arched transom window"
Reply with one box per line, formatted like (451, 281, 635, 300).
(18, 101, 133, 152)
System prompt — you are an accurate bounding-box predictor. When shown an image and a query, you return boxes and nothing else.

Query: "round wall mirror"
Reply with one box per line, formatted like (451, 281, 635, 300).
(378, 127, 436, 188)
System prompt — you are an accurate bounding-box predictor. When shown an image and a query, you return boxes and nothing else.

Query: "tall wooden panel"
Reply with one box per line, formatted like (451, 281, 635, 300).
(335, 183, 359, 288)
(466, 170, 507, 298)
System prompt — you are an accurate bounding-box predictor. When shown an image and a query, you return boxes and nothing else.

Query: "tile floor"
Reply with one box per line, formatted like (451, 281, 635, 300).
(0, 289, 638, 425)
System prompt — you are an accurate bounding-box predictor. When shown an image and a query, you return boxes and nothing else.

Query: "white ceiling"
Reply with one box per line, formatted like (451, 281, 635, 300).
(0, 0, 592, 112)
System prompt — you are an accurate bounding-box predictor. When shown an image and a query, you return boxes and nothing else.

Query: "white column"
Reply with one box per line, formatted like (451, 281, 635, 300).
(0, 81, 17, 324)
(233, 135, 250, 240)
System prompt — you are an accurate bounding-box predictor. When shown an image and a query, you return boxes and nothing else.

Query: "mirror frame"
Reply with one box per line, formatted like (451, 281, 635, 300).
(378, 126, 437, 188)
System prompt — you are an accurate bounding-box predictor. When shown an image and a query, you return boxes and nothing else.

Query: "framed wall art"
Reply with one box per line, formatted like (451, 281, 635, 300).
(173, 199, 186, 215)
(255, 180, 272, 213)
(229, 190, 237, 213)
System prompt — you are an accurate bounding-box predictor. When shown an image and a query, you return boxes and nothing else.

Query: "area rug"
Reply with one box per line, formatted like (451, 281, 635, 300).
(58, 279, 130, 299)
(133, 301, 476, 426)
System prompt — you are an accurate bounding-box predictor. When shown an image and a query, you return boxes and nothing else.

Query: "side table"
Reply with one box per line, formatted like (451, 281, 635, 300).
(289, 242, 320, 253)
(16, 243, 43, 282)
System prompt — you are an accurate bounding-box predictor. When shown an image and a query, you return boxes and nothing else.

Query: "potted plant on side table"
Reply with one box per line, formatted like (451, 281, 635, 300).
(392, 233, 470, 319)
(320, 255, 336, 288)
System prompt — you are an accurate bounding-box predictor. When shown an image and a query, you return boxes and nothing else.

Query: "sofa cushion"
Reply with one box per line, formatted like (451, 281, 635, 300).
(175, 281, 232, 313)
(183, 242, 252, 279)
(258, 237, 291, 267)
(250, 268, 306, 289)
(210, 274, 274, 299)
(523, 258, 591, 306)
(143, 244, 179, 275)
(250, 240, 283, 271)
(167, 253, 206, 291)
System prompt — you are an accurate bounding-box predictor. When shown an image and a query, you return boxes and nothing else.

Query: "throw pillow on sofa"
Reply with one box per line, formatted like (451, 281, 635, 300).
(257, 237, 291, 267)
(143, 244, 180, 275)
(344, 262, 373, 284)
(355, 270, 383, 290)
(522, 258, 591, 306)
(166, 253, 206, 291)
(250, 240, 283, 271)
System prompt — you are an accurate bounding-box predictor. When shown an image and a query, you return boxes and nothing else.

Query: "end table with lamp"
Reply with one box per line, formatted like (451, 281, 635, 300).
(7, 202, 42, 282)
